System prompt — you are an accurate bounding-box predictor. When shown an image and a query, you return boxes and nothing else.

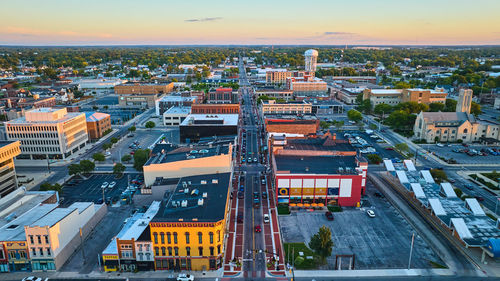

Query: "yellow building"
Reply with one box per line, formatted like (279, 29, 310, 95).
(0, 141, 21, 198)
(149, 172, 231, 271)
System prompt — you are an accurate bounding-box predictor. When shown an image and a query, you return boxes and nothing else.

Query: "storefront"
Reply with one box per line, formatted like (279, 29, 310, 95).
(31, 259, 56, 271)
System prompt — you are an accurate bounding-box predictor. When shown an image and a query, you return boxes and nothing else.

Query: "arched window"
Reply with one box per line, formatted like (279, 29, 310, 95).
(217, 230, 221, 242)
(174, 247, 179, 256)
(173, 232, 178, 244)
(186, 246, 191, 256)
(168, 247, 172, 256)
(166, 232, 171, 244)
(153, 232, 158, 244)
(154, 247, 159, 256)
(209, 232, 214, 244)
(198, 246, 203, 256)
(185, 232, 190, 244)
(160, 232, 165, 244)
(209, 246, 214, 256)
(217, 245, 221, 255)
(463, 128, 468, 134)
(198, 232, 203, 244)
(161, 247, 166, 256)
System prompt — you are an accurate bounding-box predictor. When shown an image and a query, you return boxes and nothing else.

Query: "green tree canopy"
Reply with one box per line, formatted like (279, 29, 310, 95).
(113, 163, 126, 175)
(444, 99, 457, 112)
(373, 103, 393, 116)
(92, 153, 105, 162)
(470, 101, 482, 116)
(347, 109, 363, 123)
(68, 164, 82, 176)
(429, 102, 445, 112)
(145, 121, 156, 131)
(367, 154, 382, 164)
(133, 149, 151, 171)
(308, 225, 334, 262)
(79, 159, 95, 173)
(128, 126, 136, 132)
(121, 154, 132, 163)
(395, 143, 410, 154)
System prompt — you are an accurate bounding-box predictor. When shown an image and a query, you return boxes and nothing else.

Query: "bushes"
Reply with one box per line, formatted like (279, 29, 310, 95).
(327, 205, 343, 212)
(277, 204, 290, 215)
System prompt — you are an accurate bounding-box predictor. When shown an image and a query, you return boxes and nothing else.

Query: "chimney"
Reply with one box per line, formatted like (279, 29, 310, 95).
(332, 133, 336, 141)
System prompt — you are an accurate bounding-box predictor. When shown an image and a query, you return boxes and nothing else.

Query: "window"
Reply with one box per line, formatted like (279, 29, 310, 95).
(46, 248, 51, 256)
(217, 245, 221, 255)
(209, 232, 214, 244)
(210, 247, 214, 256)
(31, 248, 36, 256)
(160, 232, 165, 244)
(29, 235, 34, 244)
(168, 247, 172, 256)
(185, 232, 190, 244)
(19, 251, 26, 259)
(39, 248, 43, 256)
(167, 232, 171, 244)
(198, 247, 203, 256)
(217, 230, 221, 242)
(37, 235, 41, 244)
(173, 232, 178, 244)
(154, 247, 159, 256)
(186, 247, 191, 256)
(161, 247, 166, 256)
(153, 232, 158, 244)
(198, 232, 203, 244)
(174, 247, 179, 256)
(9, 251, 15, 259)
(138, 244, 143, 252)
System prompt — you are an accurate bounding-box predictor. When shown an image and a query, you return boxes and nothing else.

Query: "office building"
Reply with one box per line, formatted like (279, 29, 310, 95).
(6, 108, 88, 160)
(266, 70, 292, 85)
(286, 76, 327, 97)
(362, 88, 447, 107)
(155, 95, 198, 116)
(270, 133, 368, 207)
(116, 83, 174, 108)
(163, 107, 190, 126)
(0, 141, 21, 198)
(206, 88, 238, 104)
(85, 112, 111, 140)
(260, 100, 312, 116)
(191, 104, 240, 115)
(254, 89, 294, 101)
(304, 49, 318, 72)
(265, 117, 319, 136)
(150, 172, 231, 271)
(179, 114, 238, 142)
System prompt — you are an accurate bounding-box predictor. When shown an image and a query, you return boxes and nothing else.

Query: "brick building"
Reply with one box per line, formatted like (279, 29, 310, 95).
(207, 88, 238, 104)
(265, 118, 319, 135)
(191, 104, 240, 114)
(85, 112, 112, 140)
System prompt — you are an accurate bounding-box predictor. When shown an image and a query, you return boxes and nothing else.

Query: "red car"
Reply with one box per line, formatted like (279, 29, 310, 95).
(325, 211, 334, 221)
(254, 225, 262, 233)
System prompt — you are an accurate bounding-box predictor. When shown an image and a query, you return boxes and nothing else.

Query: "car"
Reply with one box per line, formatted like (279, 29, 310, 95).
(254, 225, 262, 232)
(385, 147, 394, 150)
(177, 273, 195, 281)
(237, 214, 243, 223)
(127, 134, 134, 138)
(101, 182, 109, 188)
(96, 198, 104, 204)
(108, 181, 116, 188)
(253, 192, 259, 199)
(476, 196, 485, 202)
(325, 211, 334, 221)
(130, 151, 135, 155)
(238, 192, 244, 199)
(374, 191, 384, 198)
(263, 214, 270, 223)
(464, 184, 474, 190)
(448, 178, 456, 183)
(253, 198, 260, 208)
(22, 277, 48, 281)
(367, 210, 376, 218)
(436, 143, 444, 147)
(262, 191, 268, 199)
(248, 157, 252, 163)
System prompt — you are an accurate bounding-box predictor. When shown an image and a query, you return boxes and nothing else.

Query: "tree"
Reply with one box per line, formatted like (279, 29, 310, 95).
(444, 99, 457, 112)
(128, 126, 136, 132)
(320, 121, 330, 130)
(394, 101, 428, 114)
(92, 105, 98, 110)
(103, 105, 109, 110)
(395, 143, 410, 154)
(308, 225, 333, 262)
(92, 153, 105, 162)
(355, 93, 363, 104)
(110, 137, 119, 144)
(369, 123, 378, 130)
(333, 120, 344, 131)
(470, 102, 482, 116)
(357, 99, 372, 114)
(40, 182, 63, 195)
(429, 102, 445, 112)
(113, 163, 126, 176)
(430, 169, 448, 183)
(68, 164, 82, 176)
(133, 149, 150, 171)
(121, 154, 132, 163)
(366, 154, 382, 164)
(347, 109, 363, 123)
(384, 110, 416, 135)
(102, 143, 112, 150)
(373, 103, 393, 116)
(79, 160, 95, 174)
(145, 121, 156, 131)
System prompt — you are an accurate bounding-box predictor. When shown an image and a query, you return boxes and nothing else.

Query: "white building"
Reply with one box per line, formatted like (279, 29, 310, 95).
(6, 108, 88, 160)
(163, 106, 190, 126)
(304, 49, 318, 72)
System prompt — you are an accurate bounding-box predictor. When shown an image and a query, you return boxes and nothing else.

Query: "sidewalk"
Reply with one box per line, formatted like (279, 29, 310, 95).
(290, 268, 453, 278)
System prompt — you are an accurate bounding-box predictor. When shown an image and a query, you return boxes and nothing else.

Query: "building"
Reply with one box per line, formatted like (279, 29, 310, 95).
(85, 112, 111, 140)
(179, 114, 238, 142)
(254, 89, 294, 101)
(206, 88, 238, 104)
(18, 97, 56, 109)
(304, 49, 318, 72)
(270, 133, 368, 207)
(265, 117, 319, 135)
(266, 71, 292, 85)
(326, 76, 377, 83)
(0, 141, 21, 198)
(102, 201, 160, 272)
(287, 76, 327, 97)
(0, 188, 58, 272)
(143, 140, 233, 187)
(362, 88, 447, 107)
(115, 83, 174, 95)
(6, 108, 88, 160)
(155, 95, 197, 116)
(190, 104, 240, 115)
(25, 202, 106, 271)
(260, 100, 312, 116)
(149, 172, 231, 271)
(414, 89, 500, 143)
(163, 107, 190, 126)
(309, 100, 344, 115)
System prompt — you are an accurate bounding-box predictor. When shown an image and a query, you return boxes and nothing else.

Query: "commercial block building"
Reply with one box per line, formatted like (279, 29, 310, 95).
(149, 172, 231, 271)
(115, 83, 174, 95)
(163, 107, 190, 126)
(143, 140, 233, 187)
(6, 108, 88, 160)
(254, 89, 294, 101)
(362, 88, 447, 107)
(286, 76, 327, 97)
(260, 100, 312, 116)
(265, 117, 319, 136)
(270, 133, 368, 207)
(179, 114, 238, 142)
(0, 141, 21, 198)
(155, 95, 198, 116)
(206, 88, 238, 104)
(191, 104, 240, 115)
(85, 112, 111, 140)
(265, 71, 292, 85)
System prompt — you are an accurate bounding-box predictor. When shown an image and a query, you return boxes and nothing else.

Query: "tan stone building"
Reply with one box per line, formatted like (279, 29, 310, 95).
(0, 141, 21, 198)
(363, 88, 447, 106)
(266, 71, 292, 84)
(260, 100, 312, 115)
(115, 83, 174, 108)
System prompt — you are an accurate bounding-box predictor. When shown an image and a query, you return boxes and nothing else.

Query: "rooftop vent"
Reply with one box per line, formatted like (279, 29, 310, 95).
(338, 167, 344, 174)
(184, 188, 189, 194)
(212, 179, 218, 184)
(305, 167, 309, 172)
(182, 181, 187, 188)
(201, 180, 207, 185)
(197, 198, 204, 206)
(181, 200, 188, 207)
(191, 189, 199, 196)
(203, 192, 208, 198)
(188, 181, 192, 185)
(178, 218, 184, 222)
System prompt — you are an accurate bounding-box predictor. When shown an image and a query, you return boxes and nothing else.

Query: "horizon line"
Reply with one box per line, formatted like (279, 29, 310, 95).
(0, 44, 499, 48)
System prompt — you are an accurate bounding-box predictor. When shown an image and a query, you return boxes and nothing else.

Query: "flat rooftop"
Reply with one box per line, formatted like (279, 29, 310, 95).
(157, 95, 197, 102)
(146, 141, 231, 165)
(0, 203, 59, 242)
(30, 202, 93, 228)
(7, 112, 84, 124)
(165, 106, 191, 115)
(0, 189, 58, 228)
(180, 114, 238, 126)
(153, 173, 231, 223)
(283, 136, 356, 152)
(275, 155, 358, 174)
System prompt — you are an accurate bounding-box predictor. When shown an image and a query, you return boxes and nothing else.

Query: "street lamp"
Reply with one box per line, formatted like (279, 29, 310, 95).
(408, 232, 415, 270)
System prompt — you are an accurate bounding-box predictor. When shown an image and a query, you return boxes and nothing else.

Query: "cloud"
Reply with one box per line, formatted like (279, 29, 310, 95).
(322, 32, 357, 36)
(185, 17, 223, 23)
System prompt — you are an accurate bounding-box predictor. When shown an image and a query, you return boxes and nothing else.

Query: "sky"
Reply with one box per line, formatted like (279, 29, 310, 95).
(1, 0, 499, 46)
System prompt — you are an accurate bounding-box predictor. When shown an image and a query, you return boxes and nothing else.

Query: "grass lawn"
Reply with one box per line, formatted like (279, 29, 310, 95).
(481, 172, 500, 183)
(327, 205, 343, 212)
(283, 242, 320, 270)
(277, 204, 290, 215)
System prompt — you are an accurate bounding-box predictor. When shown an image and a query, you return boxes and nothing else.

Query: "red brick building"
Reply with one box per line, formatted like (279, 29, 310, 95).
(191, 104, 240, 114)
(207, 88, 238, 104)
(265, 118, 319, 135)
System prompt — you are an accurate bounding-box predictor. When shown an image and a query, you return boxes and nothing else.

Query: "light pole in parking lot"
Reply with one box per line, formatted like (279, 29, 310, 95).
(408, 232, 415, 270)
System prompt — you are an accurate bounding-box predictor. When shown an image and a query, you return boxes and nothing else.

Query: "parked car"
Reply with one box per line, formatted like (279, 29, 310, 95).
(238, 192, 244, 199)
(254, 157, 258, 162)
(262, 192, 268, 199)
(374, 191, 384, 198)
(436, 143, 444, 147)
(101, 182, 109, 188)
(253, 192, 259, 199)
(263, 214, 270, 223)
(237, 214, 243, 223)
(254, 225, 262, 232)
(108, 181, 116, 188)
(367, 210, 376, 218)
(475, 196, 485, 202)
(385, 147, 394, 150)
(464, 184, 474, 190)
(177, 274, 195, 281)
(22, 277, 48, 281)
(325, 211, 334, 221)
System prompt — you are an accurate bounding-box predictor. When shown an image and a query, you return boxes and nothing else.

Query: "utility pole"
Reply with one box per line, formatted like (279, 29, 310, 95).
(408, 232, 415, 270)
(47, 157, 51, 173)
(80, 227, 86, 262)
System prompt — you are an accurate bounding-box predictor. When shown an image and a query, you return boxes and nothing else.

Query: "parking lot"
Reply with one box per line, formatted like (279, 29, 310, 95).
(61, 173, 134, 206)
(419, 144, 500, 164)
(279, 182, 442, 269)
(341, 131, 402, 160)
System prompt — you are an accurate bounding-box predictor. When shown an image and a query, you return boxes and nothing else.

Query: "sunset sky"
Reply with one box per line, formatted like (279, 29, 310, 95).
(1, 0, 499, 45)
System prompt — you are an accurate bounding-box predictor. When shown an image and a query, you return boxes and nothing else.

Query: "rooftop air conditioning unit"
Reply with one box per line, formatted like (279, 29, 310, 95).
(212, 179, 218, 184)
(181, 200, 188, 207)
(202, 192, 208, 198)
(197, 198, 204, 206)
(184, 188, 189, 194)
